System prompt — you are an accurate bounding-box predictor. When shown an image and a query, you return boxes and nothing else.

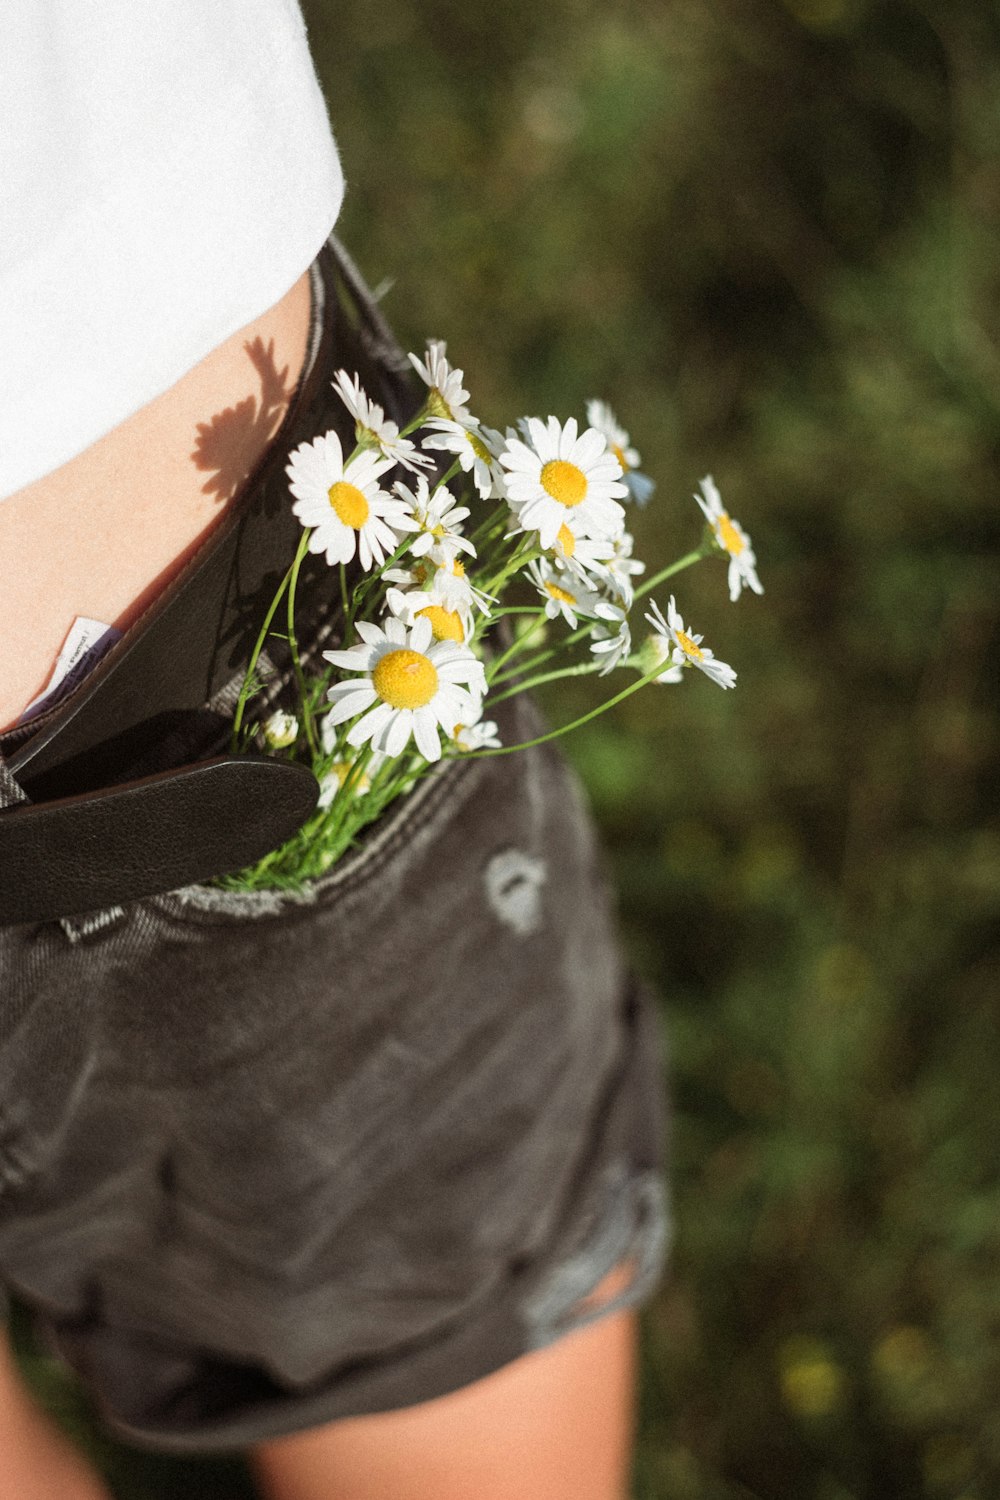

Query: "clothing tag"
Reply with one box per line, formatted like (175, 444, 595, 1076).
(18, 616, 123, 725)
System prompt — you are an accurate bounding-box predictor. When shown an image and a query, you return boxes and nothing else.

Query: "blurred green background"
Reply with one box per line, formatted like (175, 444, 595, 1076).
(19, 1, 1000, 1496)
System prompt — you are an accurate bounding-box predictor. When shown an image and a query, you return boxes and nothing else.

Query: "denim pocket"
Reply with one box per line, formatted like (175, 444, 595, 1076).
(148, 742, 478, 928)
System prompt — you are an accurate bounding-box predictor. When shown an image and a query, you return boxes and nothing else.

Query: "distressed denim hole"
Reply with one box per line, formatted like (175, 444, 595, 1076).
(522, 1164, 670, 1351)
(484, 849, 547, 936)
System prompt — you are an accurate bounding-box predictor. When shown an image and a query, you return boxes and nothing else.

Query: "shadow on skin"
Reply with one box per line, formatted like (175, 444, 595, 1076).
(114, 335, 300, 635)
(192, 336, 296, 506)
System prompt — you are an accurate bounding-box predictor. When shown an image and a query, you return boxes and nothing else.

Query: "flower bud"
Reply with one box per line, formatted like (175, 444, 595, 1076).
(263, 710, 299, 749)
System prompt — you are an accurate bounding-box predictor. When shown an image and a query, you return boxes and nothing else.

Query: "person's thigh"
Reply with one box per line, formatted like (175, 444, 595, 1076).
(0, 1328, 112, 1500)
(252, 1299, 638, 1500)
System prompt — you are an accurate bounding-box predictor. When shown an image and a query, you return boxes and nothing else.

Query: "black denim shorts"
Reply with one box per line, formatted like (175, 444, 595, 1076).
(0, 242, 668, 1455)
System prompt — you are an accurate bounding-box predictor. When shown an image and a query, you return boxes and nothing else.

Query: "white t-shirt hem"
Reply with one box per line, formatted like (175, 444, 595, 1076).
(0, 9, 344, 500)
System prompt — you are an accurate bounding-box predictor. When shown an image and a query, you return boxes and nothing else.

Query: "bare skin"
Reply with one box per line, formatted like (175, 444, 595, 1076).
(0, 270, 312, 731)
(0, 277, 642, 1496)
(0, 1290, 636, 1500)
(252, 1291, 638, 1500)
(0, 1331, 112, 1500)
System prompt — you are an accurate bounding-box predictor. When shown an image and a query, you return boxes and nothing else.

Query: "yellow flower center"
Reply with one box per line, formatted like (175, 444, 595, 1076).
(676, 628, 704, 662)
(372, 648, 439, 710)
(545, 581, 577, 606)
(555, 523, 576, 558)
(450, 559, 466, 578)
(416, 604, 465, 642)
(426, 388, 453, 421)
(541, 459, 588, 507)
(469, 431, 493, 464)
(327, 481, 370, 529)
(717, 512, 746, 557)
(328, 761, 371, 795)
(611, 442, 629, 471)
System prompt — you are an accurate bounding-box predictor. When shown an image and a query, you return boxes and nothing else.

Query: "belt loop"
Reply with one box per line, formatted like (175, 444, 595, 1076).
(0, 756, 29, 810)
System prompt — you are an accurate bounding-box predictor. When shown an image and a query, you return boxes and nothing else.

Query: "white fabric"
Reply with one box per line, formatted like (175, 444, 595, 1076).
(0, 1, 344, 501)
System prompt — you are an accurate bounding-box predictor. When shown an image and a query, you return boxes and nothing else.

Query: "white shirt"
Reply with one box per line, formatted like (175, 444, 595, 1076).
(0, 1, 344, 501)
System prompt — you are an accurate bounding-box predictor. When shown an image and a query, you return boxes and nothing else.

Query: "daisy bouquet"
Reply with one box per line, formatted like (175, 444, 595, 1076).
(221, 343, 763, 891)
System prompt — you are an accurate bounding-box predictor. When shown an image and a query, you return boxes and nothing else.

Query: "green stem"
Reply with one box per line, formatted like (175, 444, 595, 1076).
(432, 459, 462, 491)
(483, 611, 549, 681)
(399, 404, 431, 439)
(286, 531, 318, 755)
(320, 742, 374, 854)
(468, 504, 510, 551)
(480, 541, 542, 600)
(487, 606, 547, 617)
(489, 619, 592, 687)
(346, 535, 413, 636)
(489, 660, 602, 705)
(635, 546, 708, 602)
(464, 658, 669, 759)
(230, 561, 295, 750)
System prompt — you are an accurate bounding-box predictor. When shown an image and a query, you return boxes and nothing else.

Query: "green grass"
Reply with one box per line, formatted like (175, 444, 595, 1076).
(15, 2, 1000, 1495)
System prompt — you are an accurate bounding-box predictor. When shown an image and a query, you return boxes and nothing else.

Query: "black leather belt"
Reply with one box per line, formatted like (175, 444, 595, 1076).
(0, 237, 418, 927)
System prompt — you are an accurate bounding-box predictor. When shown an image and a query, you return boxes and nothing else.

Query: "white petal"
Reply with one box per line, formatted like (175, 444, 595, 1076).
(572, 426, 607, 467)
(409, 615, 433, 653)
(351, 620, 385, 647)
(347, 701, 391, 746)
(323, 525, 356, 566)
(323, 644, 375, 670)
(557, 417, 579, 459)
(499, 438, 540, 473)
(316, 429, 344, 475)
(358, 529, 376, 572)
(412, 709, 442, 762)
(699, 475, 723, 513)
(383, 709, 413, 757)
(326, 684, 378, 724)
(294, 500, 328, 533)
(518, 417, 546, 458)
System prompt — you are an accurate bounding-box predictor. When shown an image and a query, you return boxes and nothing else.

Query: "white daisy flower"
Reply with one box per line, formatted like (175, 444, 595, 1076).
(550, 526, 615, 576)
(451, 701, 502, 752)
(385, 584, 471, 644)
(323, 615, 487, 763)
(287, 431, 417, 571)
(526, 559, 602, 629)
(314, 740, 387, 804)
(552, 527, 644, 606)
(317, 758, 374, 808)
(499, 416, 628, 549)
(401, 552, 494, 621)
(392, 474, 475, 563)
(644, 596, 737, 690)
(586, 399, 656, 507)
(694, 475, 763, 602)
(636, 630, 684, 685)
(381, 556, 437, 590)
(422, 420, 506, 500)
(320, 712, 387, 762)
(599, 530, 646, 606)
(332, 370, 432, 473)
(384, 553, 493, 623)
(408, 340, 473, 425)
(589, 602, 632, 676)
(262, 710, 299, 749)
(434, 556, 494, 619)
